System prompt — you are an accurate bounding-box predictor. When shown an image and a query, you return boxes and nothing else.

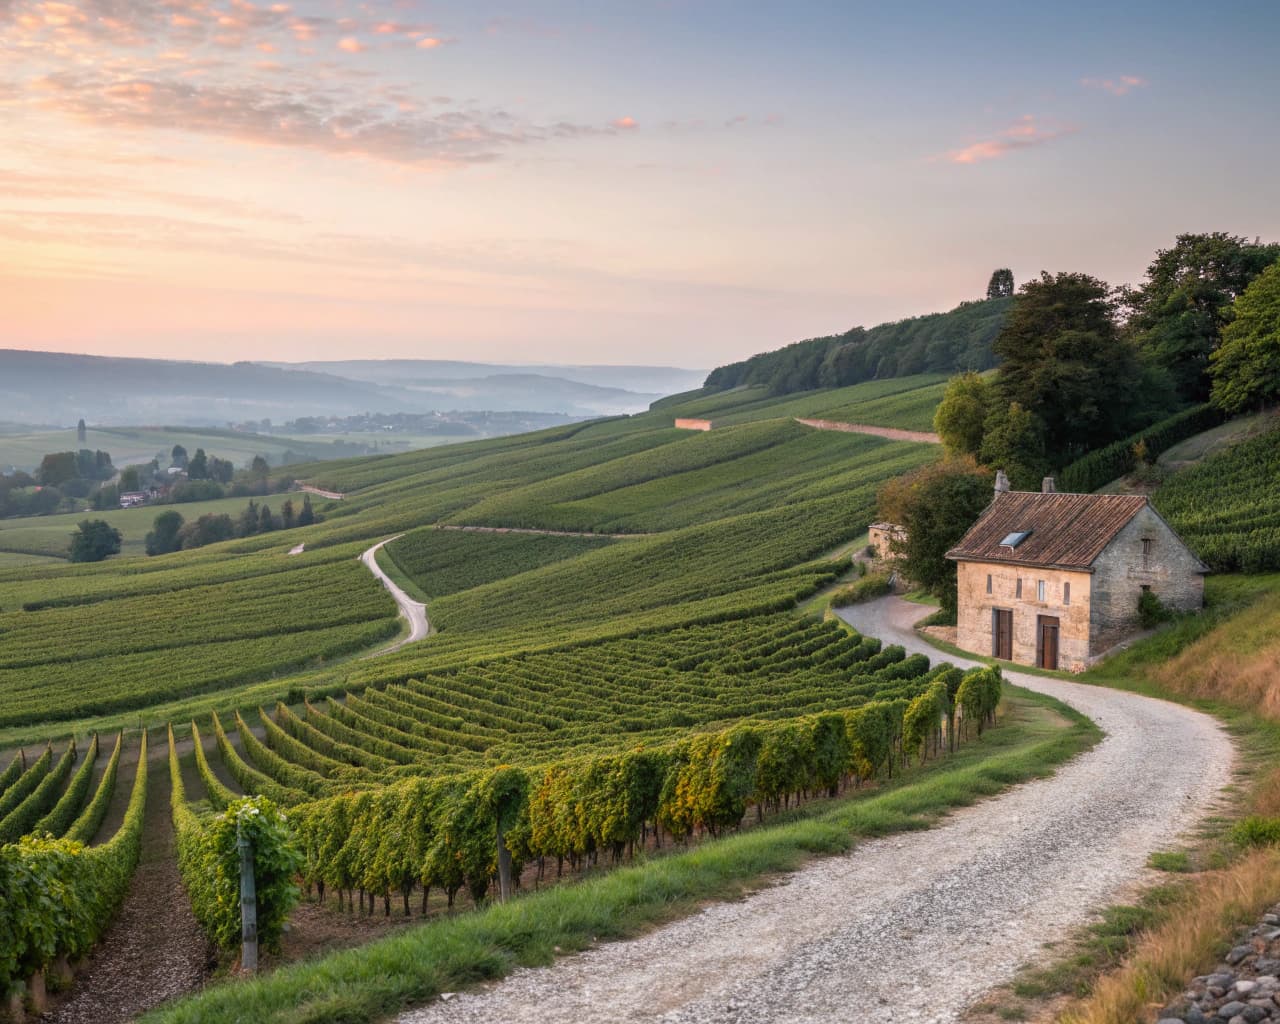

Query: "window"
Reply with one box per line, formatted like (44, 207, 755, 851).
(986, 574, 992, 594)
(1064, 581, 1071, 605)
(1142, 538, 1153, 567)
(1037, 580, 1046, 602)
(1016, 578, 1022, 599)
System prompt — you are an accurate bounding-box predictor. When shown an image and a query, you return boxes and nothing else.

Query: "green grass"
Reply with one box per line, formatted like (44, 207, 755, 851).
(0, 490, 311, 559)
(142, 684, 1097, 1024)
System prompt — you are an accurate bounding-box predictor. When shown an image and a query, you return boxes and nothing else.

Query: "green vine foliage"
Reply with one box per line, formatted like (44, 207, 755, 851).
(0, 731, 147, 999)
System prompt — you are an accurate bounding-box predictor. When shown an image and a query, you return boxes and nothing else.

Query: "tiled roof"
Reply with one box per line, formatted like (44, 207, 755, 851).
(946, 491, 1150, 570)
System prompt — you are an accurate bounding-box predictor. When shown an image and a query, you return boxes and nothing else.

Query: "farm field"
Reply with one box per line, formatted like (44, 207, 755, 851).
(0, 425, 380, 475)
(0, 490, 312, 559)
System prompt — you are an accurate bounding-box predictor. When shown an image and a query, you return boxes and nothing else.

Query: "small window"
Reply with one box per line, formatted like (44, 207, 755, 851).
(1064, 582, 1071, 605)
(1037, 580, 1046, 602)
(1015, 578, 1022, 599)
(986, 574, 992, 594)
(1142, 537, 1153, 567)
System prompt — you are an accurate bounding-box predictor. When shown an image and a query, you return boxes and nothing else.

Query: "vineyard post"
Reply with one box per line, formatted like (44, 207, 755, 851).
(239, 822, 259, 972)
(496, 821, 513, 903)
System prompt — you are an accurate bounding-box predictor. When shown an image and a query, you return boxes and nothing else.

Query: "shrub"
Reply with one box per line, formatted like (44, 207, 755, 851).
(1232, 816, 1280, 847)
(1137, 590, 1173, 629)
(829, 574, 892, 606)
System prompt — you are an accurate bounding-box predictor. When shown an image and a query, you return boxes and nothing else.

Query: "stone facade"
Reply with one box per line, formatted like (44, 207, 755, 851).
(867, 522, 906, 562)
(1088, 504, 1206, 652)
(956, 561, 1094, 671)
(674, 418, 713, 431)
(954, 503, 1205, 672)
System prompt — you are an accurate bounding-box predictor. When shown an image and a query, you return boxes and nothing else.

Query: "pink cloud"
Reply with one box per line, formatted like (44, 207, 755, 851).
(940, 115, 1076, 165)
(1081, 74, 1148, 96)
(415, 36, 443, 49)
(337, 36, 364, 53)
(611, 115, 638, 130)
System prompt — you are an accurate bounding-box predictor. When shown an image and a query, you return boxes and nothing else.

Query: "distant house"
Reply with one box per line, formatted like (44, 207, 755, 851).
(867, 522, 906, 562)
(674, 418, 714, 431)
(945, 473, 1207, 672)
(119, 491, 149, 508)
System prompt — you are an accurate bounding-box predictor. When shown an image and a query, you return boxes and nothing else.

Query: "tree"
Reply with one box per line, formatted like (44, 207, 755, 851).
(933, 372, 994, 456)
(979, 401, 1049, 491)
(986, 268, 1014, 300)
(876, 458, 994, 617)
(145, 510, 185, 556)
(238, 499, 260, 537)
(68, 520, 122, 563)
(251, 455, 270, 479)
(118, 466, 141, 492)
(1124, 232, 1280, 402)
(259, 503, 276, 532)
(297, 494, 315, 526)
(1210, 263, 1280, 413)
(37, 452, 79, 487)
(187, 448, 209, 480)
(281, 499, 296, 530)
(994, 271, 1142, 463)
(171, 444, 189, 470)
(177, 513, 235, 549)
(76, 419, 86, 444)
(208, 457, 234, 485)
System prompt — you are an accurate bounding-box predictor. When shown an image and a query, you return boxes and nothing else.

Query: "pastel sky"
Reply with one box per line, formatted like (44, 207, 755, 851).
(3, 0, 1278, 367)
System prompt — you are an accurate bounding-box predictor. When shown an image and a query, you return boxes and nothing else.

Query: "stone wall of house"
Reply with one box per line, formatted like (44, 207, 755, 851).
(1089, 505, 1205, 653)
(867, 523, 906, 562)
(955, 561, 1094, 672)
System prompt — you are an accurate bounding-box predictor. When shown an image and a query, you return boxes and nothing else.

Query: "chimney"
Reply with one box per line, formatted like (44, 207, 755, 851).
(994, 470, 1010, 494)
(1042, 476, 1056, 493)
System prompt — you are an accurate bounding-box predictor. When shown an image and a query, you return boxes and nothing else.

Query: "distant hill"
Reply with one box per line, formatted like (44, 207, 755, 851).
(704, 297, 1009, 396)
(0, 350, 702, 427)
(262, 360, 707, 397)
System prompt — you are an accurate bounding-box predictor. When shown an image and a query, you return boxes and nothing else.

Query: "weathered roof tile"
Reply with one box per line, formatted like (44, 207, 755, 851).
(946, 491, 1149, 570)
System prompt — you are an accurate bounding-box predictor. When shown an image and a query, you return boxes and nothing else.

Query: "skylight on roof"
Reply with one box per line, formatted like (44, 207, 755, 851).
(1000, 530, 1032, 548)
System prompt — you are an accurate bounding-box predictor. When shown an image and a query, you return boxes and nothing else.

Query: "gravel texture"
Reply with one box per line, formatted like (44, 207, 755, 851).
(398, 595, 1233, 1024)
(1158, 905, 1280, 1022)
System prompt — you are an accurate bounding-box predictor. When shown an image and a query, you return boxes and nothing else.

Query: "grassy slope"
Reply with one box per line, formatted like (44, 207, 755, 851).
(142, 685, 1097, 1024)
(0, 490, 311, 559)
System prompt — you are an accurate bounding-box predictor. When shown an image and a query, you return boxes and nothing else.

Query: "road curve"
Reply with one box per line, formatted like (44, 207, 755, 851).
(398, 595, 1232, 1024)
(360, 537, 429, 656)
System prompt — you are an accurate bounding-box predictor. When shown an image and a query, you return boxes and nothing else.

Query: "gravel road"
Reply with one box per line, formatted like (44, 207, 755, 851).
(794, 417, 941, 444)
(360, 537, 429, 655)
(398, 595, 1233, 1024)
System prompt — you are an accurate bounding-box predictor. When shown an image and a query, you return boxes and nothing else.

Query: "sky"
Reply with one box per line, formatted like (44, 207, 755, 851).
(2, 0, 1278, 368)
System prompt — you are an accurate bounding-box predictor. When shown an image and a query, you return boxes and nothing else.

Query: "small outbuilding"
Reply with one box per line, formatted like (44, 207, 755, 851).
(946, 473, 1208, 672)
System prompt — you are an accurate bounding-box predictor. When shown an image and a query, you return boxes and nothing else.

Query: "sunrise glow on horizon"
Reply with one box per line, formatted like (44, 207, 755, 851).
(3, 0, 1278, 367)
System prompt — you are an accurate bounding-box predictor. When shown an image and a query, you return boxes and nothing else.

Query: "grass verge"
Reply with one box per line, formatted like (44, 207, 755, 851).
(141, 685, 1098, 1024)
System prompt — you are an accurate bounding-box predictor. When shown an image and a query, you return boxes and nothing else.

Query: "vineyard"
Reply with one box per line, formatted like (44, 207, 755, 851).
(1154, 422, 1280, 572)
(0, 378, 985, 1018)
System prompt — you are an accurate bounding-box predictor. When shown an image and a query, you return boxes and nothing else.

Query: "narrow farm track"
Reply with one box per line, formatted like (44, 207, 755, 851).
(794, 416, 941, 444)
(47, 740, 209, 1024)
(360, 537, 430, 656)
(398, 595, 1233, 1024)
(434, 523, 648, 540)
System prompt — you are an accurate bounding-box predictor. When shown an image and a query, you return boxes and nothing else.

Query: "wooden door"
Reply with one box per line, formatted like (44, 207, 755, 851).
(1038, 616, 1060, 670)
(993, 609, 1013, 660)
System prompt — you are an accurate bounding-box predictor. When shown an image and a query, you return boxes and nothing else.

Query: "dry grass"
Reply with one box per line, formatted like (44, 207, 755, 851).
(1059, 849, 1280, 1024)
(1151, 590, 1280, 718)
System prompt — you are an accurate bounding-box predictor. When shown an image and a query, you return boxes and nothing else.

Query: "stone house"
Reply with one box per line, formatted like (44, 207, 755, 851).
(946, 474, 1208, 672)
(867, 522, 906, 563)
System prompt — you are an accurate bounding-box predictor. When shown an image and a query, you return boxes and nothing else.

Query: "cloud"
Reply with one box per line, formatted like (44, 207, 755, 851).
(1081, 75, 1148, 96)
(416, 36, 443, 49)
(611, 115, 638, 130)
(939, 115, 1076, 165)
(29, 70, 635, 166)
(337, 36, 364, 53)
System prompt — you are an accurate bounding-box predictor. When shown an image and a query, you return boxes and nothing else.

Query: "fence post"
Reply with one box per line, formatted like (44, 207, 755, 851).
(496, 821, 513, 903)
(239, 822, 258, 972)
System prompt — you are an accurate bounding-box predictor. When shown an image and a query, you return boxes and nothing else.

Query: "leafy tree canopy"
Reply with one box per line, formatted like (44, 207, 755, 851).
(1210, 262, 1280, 414)
(68, 519, 122, 563)
(986, 268, 1015, 299)
(1124, 232, 1280, 402)
(877, 457, 993, 616)
(933, 372, 993, 456)
(993, 271, 1143, 463)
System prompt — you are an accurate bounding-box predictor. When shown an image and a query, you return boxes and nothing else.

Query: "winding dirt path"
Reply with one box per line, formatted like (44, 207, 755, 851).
(359, 537, 429, 656)
(433, 524, 647, 540)
(794, 416, 940, 444)
(397, 595, 1233, 1024)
